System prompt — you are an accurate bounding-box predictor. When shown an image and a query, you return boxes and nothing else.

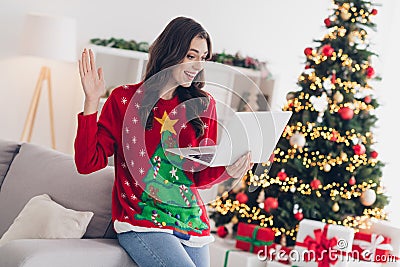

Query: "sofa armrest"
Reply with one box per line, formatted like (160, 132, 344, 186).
(0, 238, 137, 267)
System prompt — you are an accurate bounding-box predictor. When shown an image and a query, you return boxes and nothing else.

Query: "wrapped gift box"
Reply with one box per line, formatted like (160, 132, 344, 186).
(267, 260, 292, 266)
(359, 218, 400, 267)
(235, 222, 275, 255)
(210, 234, 266, 267)
(266, 243, 293, 264)
(352, 232, 392, 262)
(293, 219, 354, 267)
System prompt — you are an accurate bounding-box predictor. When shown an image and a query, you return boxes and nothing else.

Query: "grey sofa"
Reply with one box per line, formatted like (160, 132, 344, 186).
(0, 139, 137, 267)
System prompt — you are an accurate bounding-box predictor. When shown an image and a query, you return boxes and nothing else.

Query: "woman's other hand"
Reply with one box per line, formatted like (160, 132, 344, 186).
(78, 48, 106, 115)
(225, 151, 253, 178)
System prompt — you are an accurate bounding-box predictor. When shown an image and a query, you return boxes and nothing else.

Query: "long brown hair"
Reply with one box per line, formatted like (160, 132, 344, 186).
(139, 16, 212, 138)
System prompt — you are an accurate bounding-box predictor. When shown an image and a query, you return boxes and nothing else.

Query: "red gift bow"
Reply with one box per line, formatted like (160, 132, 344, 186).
(353, 233, 393, 262)
(296, 224, 345, 267)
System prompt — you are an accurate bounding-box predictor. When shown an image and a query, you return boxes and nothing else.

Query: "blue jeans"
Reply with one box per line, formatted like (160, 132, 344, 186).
(117, 231, 210, 267)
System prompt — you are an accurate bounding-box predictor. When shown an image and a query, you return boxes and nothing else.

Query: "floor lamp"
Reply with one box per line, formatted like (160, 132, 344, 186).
(20, 13, 77, 149)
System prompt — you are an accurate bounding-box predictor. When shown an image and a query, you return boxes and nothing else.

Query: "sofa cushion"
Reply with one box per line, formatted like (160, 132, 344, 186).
(0, 139, 20, 190)
(0, 194, 94, 246)
(0, 142, 115, 239)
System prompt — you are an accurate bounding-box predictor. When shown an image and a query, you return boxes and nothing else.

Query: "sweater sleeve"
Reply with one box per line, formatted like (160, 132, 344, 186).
(193, 95, 232, 189)
(74, 94, 119, 174)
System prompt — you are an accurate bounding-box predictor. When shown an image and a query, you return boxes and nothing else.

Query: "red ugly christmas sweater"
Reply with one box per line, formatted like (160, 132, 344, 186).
(74, 82, 231, 247)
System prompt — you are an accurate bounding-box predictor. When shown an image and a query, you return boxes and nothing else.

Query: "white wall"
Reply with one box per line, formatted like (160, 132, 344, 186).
(0, 0, 398, 223)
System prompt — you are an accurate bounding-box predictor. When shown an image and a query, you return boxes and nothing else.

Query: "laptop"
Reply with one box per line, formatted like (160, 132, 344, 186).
(165, 111, 292, 167)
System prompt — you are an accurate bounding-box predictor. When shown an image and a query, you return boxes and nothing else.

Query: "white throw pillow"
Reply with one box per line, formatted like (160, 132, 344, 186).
(0, 194, 94, 246)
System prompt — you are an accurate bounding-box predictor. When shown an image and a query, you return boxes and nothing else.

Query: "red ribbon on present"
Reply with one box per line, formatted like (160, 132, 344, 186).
(296, 224, 345, 267)
(353, 233, 393, 262)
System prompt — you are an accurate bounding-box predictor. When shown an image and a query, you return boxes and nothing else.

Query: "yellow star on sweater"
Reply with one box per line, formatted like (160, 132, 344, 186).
(155, 111, 178, 135)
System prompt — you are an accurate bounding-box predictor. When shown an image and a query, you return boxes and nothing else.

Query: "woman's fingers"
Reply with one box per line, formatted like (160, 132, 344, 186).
(98, 67, 104, 81)
(78, 59, 84, 79)
(89, 49, 96, 72)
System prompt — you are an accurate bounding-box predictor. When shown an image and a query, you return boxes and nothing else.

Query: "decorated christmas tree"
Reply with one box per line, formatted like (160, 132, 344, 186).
(209, 0, 389, 246)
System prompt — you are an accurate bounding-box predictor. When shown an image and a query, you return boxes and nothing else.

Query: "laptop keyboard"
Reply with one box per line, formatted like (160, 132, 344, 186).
(188, 153, 215, 163)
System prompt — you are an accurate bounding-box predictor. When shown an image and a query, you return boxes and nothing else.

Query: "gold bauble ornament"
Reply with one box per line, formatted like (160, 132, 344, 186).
(332, 202, 340, 212)
(231, 216, 239, 224)
(360, 189, 377, 206)
(341, 10, 351, 21)
(323, 163, 332, 172)
(333, 91, 344, 103)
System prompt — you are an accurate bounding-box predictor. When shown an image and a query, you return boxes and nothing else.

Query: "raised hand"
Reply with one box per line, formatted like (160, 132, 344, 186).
(78, 48, 106, 115)
(226, 151, 253, 179)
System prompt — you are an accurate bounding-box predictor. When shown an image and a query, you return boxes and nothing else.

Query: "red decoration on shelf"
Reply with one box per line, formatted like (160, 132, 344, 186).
(277, 169, 288, 181)
(304, 47, 313, 56)
(217, 225, 228, 238)
(324, 18, 331, 27)
(236, 192, 248, 204)
(366, 66, 375, 78)
(353, 143, 366, 155)
(338, 106, 354, 120)
(371, 9, 378, 15)
(294, 212, 304, 221)
(370, 150, 378, 159)
(310, 179, 322, 190)
(264, 197, 279, 212)
(349, 176, 356, 185)
(364, 95, 372, 104)
(321, 44, 334, 57)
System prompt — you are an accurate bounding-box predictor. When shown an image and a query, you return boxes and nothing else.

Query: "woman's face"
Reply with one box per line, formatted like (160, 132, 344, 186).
(172, 36, 208, 87)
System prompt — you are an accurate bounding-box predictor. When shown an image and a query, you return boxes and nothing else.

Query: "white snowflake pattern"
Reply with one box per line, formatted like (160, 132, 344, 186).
(121, 97, 128, 105)
(130, 160, 135, 167)
(134, 181, 139, 187)
(139, 168, 145, 175)
(123, 85, 129, 89)
(132, 117, 138, 124)
(190, 166, 195, 173)
(121, 162, 127, 169)
(124, 215, 129, 219)
(131, 194, 137, 200)
(139, 149, 146, 157)
(125, 143, 130, 150)
(121, 193, 127, 198)
(181, 104, 186, 109)
(171, 109, 177, 116)
(135, 103, 140, 109)
(169, 167, 179, 180)
(125, 127, 130, 134)
(187, 143, 192, 148)
(181, 123, 187, 129)
(132, 136, 137, 144)
(124, 180, 130, 186)
(203, 123, 208, 129)
(137, 88, 142, 94)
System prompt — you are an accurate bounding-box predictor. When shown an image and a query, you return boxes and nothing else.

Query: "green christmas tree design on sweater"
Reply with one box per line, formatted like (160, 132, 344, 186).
(134, 111, 208, 236)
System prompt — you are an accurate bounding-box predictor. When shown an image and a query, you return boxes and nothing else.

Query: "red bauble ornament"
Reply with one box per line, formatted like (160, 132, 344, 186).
(310, 179, 322, 190)
(264, 197, 279, 212)
(331, 71, 337, 84)
(277, 169, 288, 181)
(371, 9, 378, 15)
(236, 192, 248, 204)
(349, 176, 356, 185)
(338, 107, 354, 120)
(353, 144, 366, 155)
(304, 47, 313, 56)
(364, 95, 372, 104)
(370, 151, 378, 159)
(305, 64, 311, 69)
(330, 130, 338, 141)
(217, 225, 228, 238)
(294, 212, 304, 221)
(321, 44, 334, 57)
(324, 18, 332, 27)
(366, 66, 375, 78)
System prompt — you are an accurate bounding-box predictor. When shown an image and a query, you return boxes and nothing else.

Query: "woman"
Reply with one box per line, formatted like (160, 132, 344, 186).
(75, 16, 252, 267)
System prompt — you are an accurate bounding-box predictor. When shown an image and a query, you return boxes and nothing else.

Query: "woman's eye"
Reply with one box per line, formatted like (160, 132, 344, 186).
(187, 55, 195, 59)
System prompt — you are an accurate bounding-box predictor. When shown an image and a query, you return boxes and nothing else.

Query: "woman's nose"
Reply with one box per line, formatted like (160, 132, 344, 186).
(192, 60, 203, 71)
